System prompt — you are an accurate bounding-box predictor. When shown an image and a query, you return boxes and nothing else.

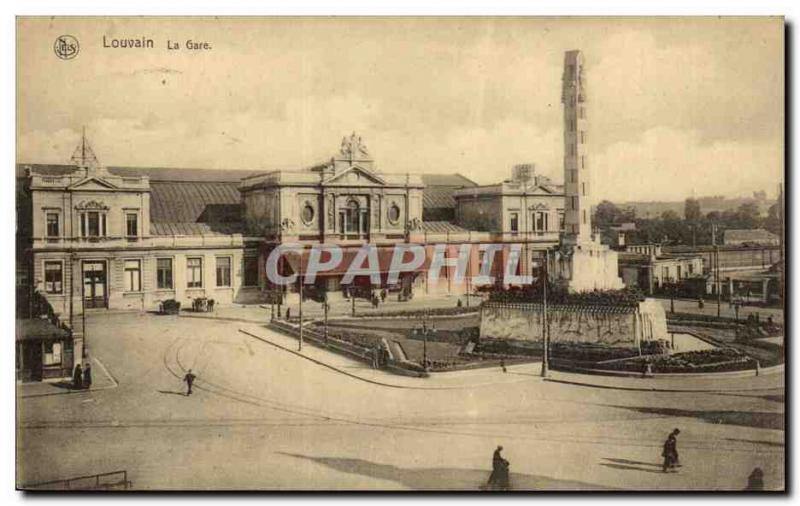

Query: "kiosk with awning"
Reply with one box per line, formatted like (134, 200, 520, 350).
(16, 318, 74, 382)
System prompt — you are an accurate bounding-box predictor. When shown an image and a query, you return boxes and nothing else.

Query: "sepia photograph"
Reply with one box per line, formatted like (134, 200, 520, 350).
(14, 16, 785, 492)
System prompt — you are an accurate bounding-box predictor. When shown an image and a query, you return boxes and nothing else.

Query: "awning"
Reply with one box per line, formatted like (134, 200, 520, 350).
(16, 319, 70, 342)
(281, 246, 432, 277)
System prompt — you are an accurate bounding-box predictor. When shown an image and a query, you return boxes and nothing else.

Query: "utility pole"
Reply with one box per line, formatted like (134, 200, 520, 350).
(778, 183, 784, 306)
(298, 254, 303, 352)
(81, 263, 87, 359)
(715, 243, 721, 318)
(541, 249, 550, 378)
(351, 290, 356, 317)
(423, 327, 428, 371)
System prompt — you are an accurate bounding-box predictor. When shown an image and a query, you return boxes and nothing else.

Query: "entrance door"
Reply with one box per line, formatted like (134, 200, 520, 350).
(83, 261, 107, 309)
(22, 342, 43, 382)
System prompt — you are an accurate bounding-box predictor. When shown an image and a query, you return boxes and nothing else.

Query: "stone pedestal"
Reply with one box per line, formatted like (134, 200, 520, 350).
(553, 238, 624, 293)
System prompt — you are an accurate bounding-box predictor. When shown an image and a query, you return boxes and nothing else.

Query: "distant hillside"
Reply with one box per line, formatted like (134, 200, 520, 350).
(608, 196, 777, 219)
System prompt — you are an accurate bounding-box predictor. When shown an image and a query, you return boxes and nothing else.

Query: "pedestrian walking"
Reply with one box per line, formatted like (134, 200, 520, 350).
(73, 363, 83, 390)
(82, 362, 93, 390)
(286, 307, 291, 320)
(485, 445, 510, 490)
(184, 369, 197, 396)
(745, 467, 764, 490)
(500, 359, 507, 373)
(662, 428, 681, 472)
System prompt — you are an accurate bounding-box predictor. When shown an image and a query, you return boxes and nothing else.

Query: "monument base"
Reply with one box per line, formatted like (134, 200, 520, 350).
(553, 237, 624, 293)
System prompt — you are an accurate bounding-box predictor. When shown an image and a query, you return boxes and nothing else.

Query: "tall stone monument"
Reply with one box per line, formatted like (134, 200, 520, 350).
(553, 50, 624, 292)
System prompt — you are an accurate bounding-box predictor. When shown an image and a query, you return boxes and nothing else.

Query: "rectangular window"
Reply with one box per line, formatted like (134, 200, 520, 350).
(558, 211, 565, 231)
(581, 156, 586, 170)
(244, 256, 259, 287)
(578, 106, 586, 119)
(157, 258, 173, 289)
(581, 182, 586, 196)
(187, 257, 203, 288)
(126, 213, 138, 237)
(44, 261, 63, 294)
(124, 260, 141, 292)
(688, 263, 694, 275)
(46, 213, 59, 237)
(534, 212, 546, 232)
(662, 266, 670, 280)
(582, 209, 587, 225)
(677, 265, 683, 279)
(43, 341, 62, 366)
(87, 212, 100, 236)
(510, 213, 519, 233)
(216, 257, 231, 287)
(580, 131, 586, 144)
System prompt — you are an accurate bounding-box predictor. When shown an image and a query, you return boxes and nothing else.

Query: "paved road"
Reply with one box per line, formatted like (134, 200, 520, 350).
(657, 297, 783, 321)
(16, 313, 785, 490)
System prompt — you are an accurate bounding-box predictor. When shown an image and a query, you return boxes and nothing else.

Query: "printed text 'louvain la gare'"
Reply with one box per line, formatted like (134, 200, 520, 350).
(102, 36, 212, 50)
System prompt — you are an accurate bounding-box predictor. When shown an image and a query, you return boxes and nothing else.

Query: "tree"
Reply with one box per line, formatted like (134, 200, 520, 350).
(684, 198, 702, 222)
(764, 202, 781, 234)
(736, 202, 761, 229)
(594, 200, 622, 227)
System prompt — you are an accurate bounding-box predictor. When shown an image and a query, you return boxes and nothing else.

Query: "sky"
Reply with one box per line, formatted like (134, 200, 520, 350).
(16, 17, 784, 202)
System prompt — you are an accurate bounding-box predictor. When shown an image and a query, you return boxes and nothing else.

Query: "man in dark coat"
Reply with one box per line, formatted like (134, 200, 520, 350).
(184, 369, 197, 396)
(83, 362, 92, 390)
(73, 363, 83, 390)
(486, 445, 510, 490)
(662, 428, 681, 472)
(745, 467, 764, 490)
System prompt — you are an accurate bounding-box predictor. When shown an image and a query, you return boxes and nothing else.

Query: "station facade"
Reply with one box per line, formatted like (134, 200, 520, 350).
(17, 133, 566, 317)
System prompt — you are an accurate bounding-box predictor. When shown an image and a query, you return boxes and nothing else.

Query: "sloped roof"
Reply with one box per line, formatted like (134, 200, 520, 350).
(723, 229, 779, 243)
(149, 181, 242, 224)
(16, 163, 261, 182)
(150, 222, 243, 236)
(16, 318, 69, 342)
(419, 173, 477, 187)
(420, 173, 478, 210)
(421, 221, 471, 234)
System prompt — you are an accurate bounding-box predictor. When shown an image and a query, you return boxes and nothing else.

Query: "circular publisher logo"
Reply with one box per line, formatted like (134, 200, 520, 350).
(54, 35, 79, 60)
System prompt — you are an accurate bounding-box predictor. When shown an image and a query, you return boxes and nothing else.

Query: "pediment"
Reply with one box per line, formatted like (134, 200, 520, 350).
(323, 165, 386, 187)
(527, 185, 558, 196)
(68, 176, 118, 191)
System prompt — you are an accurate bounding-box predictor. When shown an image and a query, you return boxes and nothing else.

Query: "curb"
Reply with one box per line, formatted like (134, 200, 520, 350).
(543, 374, 784, 393)
(238, 328, 533, 391)
(17, 357, 119, 399)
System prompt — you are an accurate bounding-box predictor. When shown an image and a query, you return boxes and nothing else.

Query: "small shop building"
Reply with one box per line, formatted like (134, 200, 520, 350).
(16, 318, 75, 382)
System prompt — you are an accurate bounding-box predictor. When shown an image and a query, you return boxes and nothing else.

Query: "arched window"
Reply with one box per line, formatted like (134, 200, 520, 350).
(339, 199, 366, 236)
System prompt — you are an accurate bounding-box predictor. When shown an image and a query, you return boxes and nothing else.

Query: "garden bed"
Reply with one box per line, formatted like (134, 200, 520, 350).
(352, 305, 480, 318)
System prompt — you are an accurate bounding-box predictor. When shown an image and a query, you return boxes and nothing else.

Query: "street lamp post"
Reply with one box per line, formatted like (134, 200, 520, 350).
(541, 249, 550, 378)
(323, 292, 329, 345)
(670, 281, 676, 314)
(298, 254, 303, 352)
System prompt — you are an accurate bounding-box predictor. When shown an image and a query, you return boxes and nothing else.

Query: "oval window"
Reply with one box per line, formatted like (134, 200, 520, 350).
(302, 204, 315, 224)
(388, 204, 401, 224)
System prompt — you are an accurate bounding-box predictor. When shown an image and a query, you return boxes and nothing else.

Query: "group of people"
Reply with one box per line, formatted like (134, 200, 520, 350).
(72, 362, 92, 390)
